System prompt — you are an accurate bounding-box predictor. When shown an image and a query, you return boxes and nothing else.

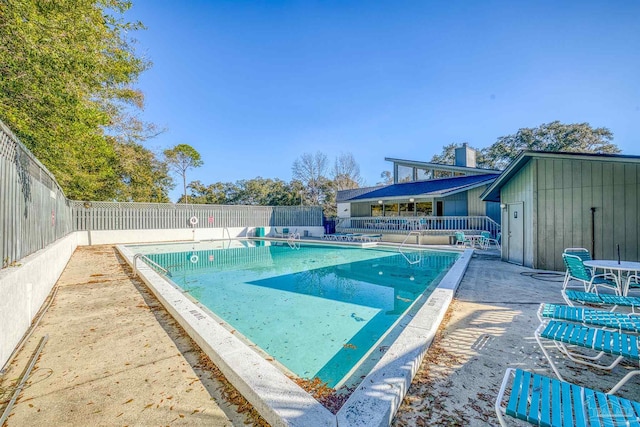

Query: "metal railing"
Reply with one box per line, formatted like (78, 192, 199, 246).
(399, 231, 422, 264)
(0, 120, 73, 266)
(336, 215, 501, 237)
(133, 253, 171, 277)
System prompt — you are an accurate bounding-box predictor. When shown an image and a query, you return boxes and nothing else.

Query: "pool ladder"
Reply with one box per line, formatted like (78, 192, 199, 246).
(133, 253, 172, 277)
(287, 231, 301, 250)
(399, 231, 422, 265)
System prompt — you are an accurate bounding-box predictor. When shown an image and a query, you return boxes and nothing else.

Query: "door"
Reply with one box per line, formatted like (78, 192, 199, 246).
(436, 201, 444, 216)
(507, 202, 524, 265)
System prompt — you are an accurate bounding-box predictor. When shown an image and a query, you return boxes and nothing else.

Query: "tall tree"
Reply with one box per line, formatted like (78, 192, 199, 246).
(430, 143, 493, 170)
(164, 144, 203, 203)
(184, 180, 235, 204)
(292, 151, 329, 206)
(0, 0, 161, 200)
(233, 178, 301, 206)
(377, 171, 393, 186)
(184, 178, 302, 206)
(482, 121, 619, 170)
(332, 152, 363, 191)
(114, 141, 173, 202)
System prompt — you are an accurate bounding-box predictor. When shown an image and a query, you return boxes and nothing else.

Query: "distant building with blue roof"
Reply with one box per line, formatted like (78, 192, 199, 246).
(336, 144, 502, 229)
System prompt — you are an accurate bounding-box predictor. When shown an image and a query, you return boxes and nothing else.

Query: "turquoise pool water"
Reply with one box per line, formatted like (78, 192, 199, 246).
(132, 240, 458, 389)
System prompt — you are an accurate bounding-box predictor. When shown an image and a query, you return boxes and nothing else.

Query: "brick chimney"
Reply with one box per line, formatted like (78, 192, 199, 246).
(454, 143, 476, 168)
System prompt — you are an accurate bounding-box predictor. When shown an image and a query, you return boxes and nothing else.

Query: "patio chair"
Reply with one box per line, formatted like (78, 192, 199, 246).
(562, 253, 619, 294)
(626, 274, 640, 295)
(563, 247, 592, 261)
(538, 303, 640, 333)
(495, 368, 640, 427)
(563, 289, 640, 312)
(454, 231, 472, 248)
(535, 319, 640, 394)
(479, 231, 501, 250)
(563, 247, 593, 275)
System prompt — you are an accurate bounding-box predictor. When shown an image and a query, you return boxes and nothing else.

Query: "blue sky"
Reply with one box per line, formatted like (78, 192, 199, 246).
(128, 1, 640, 202)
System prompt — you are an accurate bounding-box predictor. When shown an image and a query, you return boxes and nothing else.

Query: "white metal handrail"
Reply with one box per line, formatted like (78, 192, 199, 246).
(398, 231, 422, 264)
(287, 232, 301, 249)
(134, 253, 171, 277)
(223, 226, 231, 241)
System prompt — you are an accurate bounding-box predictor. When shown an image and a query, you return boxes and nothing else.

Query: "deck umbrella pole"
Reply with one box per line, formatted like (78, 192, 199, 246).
(590, 207, 596, 259)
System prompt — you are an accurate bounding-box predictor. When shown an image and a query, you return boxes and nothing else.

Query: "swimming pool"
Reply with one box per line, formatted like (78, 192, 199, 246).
(130, 240, 459, 391)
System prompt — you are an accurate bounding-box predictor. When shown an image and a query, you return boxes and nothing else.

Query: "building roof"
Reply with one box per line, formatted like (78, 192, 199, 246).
(337, 185, 385, 202)
(385, 157, 501, 175)
(480, 150, 640, 202)
(344, 173, 500, 202)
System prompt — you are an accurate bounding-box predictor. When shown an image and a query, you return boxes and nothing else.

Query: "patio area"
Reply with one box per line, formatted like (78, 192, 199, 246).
(1, 245, 638, 426)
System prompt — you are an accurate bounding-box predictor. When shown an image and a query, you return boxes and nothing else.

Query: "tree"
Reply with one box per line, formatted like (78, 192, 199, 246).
(183, 177, 302, 206)
(233, 178, 302, 206)
(0, 0, 158, 200)
(332, 152, 363, 191)
(184, 180, 235, 204)
(164, 144, 203, 203)
(430, 143, 493, 170)
(114, 142, 173, 202)
(377, 171, 393, 186)
(292, 151, 329, 206)
(482, 121, 619, 170)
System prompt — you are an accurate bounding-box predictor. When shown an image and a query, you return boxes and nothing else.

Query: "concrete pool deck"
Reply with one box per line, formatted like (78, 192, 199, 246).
(1, 245, 639, 426)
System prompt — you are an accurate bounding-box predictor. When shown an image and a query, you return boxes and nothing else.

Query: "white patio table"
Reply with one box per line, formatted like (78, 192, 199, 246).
(465, 234, 484, 248)
(583, 259, 640, 296)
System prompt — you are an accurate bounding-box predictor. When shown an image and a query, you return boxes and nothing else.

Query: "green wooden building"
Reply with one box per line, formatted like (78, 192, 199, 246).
(481, 151, 640, 271)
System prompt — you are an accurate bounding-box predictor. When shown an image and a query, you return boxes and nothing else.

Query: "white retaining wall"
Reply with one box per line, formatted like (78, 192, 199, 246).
(0, 233, 79, 369)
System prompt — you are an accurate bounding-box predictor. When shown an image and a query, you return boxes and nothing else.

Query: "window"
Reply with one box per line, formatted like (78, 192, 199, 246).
(415, 202, 433, 216)
(399, 202, 415, 216)
(416, 168, 433, 181)
(397, 165, 413, 183)
(371, 204, 383, 217)
(384, 203, 398, 216)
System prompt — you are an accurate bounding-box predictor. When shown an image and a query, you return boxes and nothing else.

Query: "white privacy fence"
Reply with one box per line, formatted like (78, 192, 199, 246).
(71, 201, 323, 231)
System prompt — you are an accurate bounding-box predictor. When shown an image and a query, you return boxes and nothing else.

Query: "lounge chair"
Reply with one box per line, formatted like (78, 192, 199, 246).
(495, 368, 640, 427)
(538, 303, 640, 333)
(564, 289, 640, 312)
(562, 253, 619, 294)
(330, 232, 355, 241)
(535, 319, 640, 393)
(273, 227, 290, 238)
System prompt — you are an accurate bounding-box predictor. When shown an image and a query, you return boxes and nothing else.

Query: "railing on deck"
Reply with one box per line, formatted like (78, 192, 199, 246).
(336, 216, 500, 237)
